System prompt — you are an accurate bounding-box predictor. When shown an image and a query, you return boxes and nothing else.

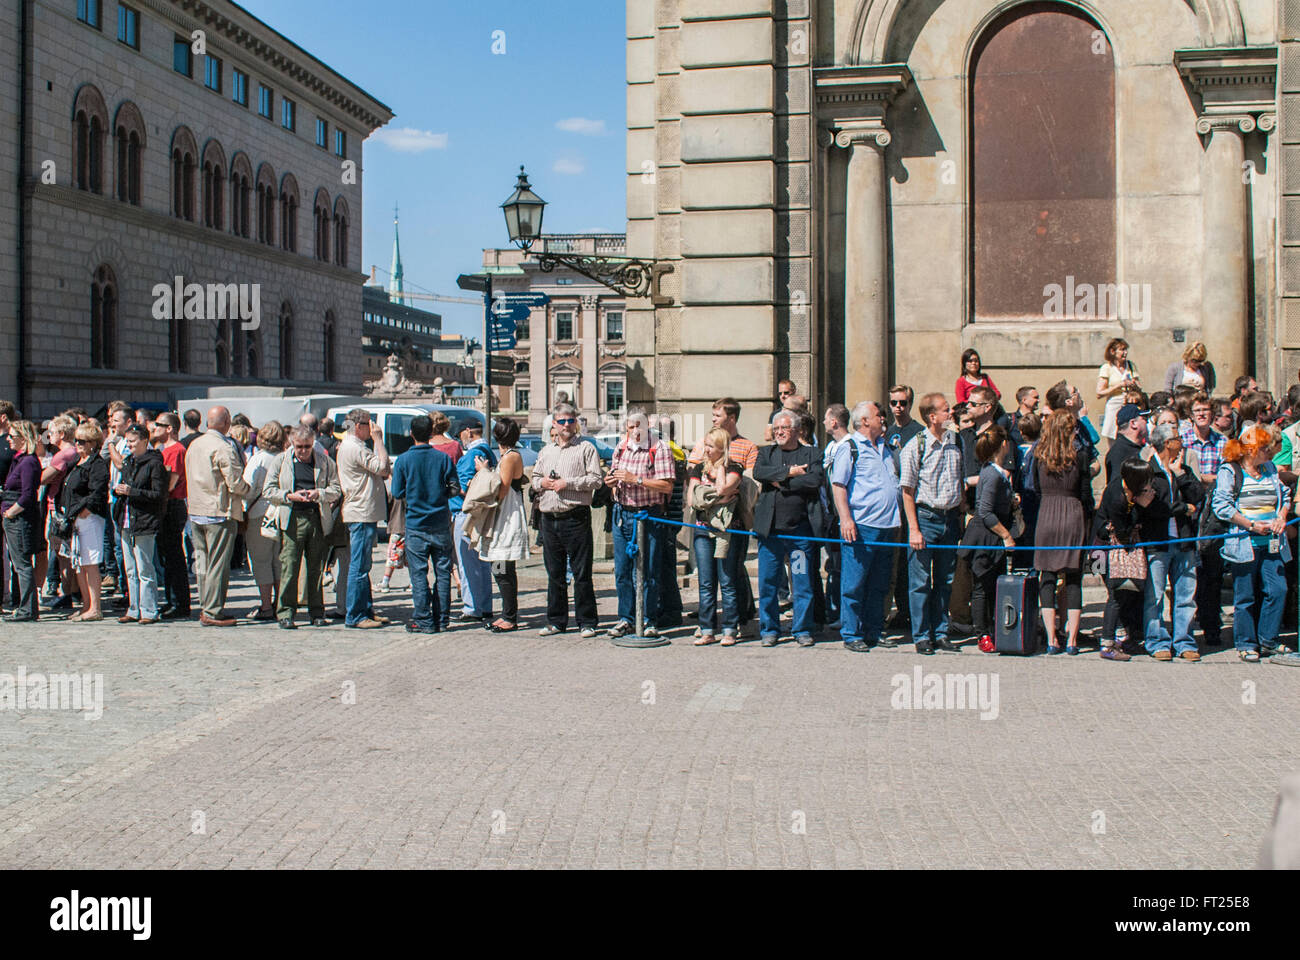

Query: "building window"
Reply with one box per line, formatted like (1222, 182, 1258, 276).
(116, 4, 137, 47)
(516, 312, 530, 341)
(516, 388, 530, 412)
(230, 155, 251, 238)
(173, 35, 191, 77)
(314, 189, 331, 262)
(334, 129, 347, 158)
(78, 0, 101, 29)
(114, 102, 143, 206)
(971, 4, 1115, 321)
(256, 165, 277, 246)
(556, 310, 573, 341)
(605, 310, 623, 341)
(169, 305, 189, 374)
(232, 70, 248, 107)
(90, 264, 117, 369)
(316, 118, 327, 148)
(204, 55, 222, 93)
(556, 278, 573, 285)
(246, 332, 260, 379)
(258, 84, 272, 119)
(202, 141, 225, 230)
(323, 312, 336, 382)
(280, 175, 299, 253)
(279, 302, 294, 379)
(281, 97, 295, 131)
(73, 86, 107, 195)
(171, 127, 197, 221)
(604, 380, 624, 413)
(333, 199, 349, 267)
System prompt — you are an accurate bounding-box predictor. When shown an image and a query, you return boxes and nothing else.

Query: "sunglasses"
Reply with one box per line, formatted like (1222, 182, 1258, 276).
(555, 418, 576, 426)
(889, 400, 908, 407)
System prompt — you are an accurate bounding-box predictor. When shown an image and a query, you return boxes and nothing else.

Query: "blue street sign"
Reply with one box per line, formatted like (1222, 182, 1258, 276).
(490, 315, 517, 336)
(489, 335, 518, 351)
(491, 292, 550, 314)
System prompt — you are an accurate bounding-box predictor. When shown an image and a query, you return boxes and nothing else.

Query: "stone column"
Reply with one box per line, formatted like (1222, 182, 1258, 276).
(1197, 115, 1256, 388)
(580, 294, 599, 423)
(838, 126, 891, 406)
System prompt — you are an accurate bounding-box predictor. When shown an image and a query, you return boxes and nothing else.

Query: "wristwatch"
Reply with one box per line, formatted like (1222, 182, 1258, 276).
(636, 475, 643, 486)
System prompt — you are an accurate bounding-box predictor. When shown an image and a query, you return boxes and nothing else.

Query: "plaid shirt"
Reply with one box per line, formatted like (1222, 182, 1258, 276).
(1180, 424, 1227, 479)
(898, 428, 965, 511)
(612, 438, 674, 508)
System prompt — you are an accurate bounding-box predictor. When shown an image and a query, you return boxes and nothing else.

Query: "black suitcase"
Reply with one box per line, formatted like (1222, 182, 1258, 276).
(995, 565, 1039, 655)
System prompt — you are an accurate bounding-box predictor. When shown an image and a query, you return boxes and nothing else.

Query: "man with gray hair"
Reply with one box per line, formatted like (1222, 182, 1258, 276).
(1135, 421, 1204, 661)
(337, 409, 390, 629)
(532, 402, 605, 637)
(183, 406, 251, 626)
(831, 400, 901, 652)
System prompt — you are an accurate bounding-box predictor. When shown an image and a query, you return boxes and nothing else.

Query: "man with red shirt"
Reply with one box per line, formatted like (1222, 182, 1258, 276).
(154, 412, 191, 619)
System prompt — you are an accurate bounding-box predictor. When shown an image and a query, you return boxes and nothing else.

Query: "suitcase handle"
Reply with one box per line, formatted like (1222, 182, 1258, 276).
(1002, 601, 1017, 631)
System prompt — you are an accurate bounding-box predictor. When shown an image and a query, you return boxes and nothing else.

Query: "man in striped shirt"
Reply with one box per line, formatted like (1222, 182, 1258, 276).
(606, 408, 675, 639)
(1181, 393, 1228, 646)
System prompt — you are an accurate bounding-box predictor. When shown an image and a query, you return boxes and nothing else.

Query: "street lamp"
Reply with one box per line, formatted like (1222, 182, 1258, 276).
(500, 165, 671, 302)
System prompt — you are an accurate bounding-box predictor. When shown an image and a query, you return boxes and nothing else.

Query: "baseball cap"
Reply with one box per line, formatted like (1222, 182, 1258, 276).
(1116, 404, 1143, 429)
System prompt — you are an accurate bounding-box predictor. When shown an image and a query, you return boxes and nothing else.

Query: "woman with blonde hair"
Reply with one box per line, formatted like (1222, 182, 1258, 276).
(1163, 341, 1217, 394)
(1212, 423, 1293, 661)
(1033, 409, 1093, 654)
(689, 426, 745, 646)
(59, 419, 110, 621)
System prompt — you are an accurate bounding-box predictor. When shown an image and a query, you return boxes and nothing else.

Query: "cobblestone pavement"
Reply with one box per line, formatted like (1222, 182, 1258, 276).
(0, 549, 1295, 869)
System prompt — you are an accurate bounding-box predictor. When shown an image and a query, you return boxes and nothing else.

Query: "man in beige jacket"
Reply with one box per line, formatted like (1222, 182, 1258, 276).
(337, 409, 390, 629)
(183, 406, 251, 626)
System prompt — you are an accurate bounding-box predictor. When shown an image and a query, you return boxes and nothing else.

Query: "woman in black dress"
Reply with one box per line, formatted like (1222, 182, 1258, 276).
(959, 426, 1017, 642)
(1034, 409, 1093, 654)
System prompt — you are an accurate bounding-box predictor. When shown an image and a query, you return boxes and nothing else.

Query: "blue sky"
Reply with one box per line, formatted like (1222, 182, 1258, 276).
(244, 0, 628, 337)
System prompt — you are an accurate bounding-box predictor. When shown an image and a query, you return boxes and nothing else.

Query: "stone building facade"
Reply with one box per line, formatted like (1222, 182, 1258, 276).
(626, 0, 1294, 441)
(482, 235, 630, 433)
(2, 0, 391, 416)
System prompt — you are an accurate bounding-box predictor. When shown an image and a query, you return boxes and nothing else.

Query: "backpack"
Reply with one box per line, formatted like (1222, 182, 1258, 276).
(822, 437, 860, 520)
(1196, 462, 1243, 552)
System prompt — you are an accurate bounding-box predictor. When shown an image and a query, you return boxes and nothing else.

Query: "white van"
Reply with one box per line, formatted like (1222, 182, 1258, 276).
(322, 403, 487, 458)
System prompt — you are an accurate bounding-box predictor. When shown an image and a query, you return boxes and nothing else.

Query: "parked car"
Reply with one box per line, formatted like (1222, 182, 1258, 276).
(516, 433, 546, 469)
(322, 403, 487, 458)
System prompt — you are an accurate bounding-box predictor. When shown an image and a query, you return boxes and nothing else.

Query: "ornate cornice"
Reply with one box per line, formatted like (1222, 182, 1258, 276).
(1174, 46, 1277, 132)
(813, 64, 911, 123)
(580, 295, 599, 310)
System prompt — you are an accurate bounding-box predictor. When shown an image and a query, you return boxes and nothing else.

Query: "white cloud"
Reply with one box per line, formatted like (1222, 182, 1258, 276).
(552, 156, 586, 176)
(555, 117, 605, 136)
(368, 127, 449, 152)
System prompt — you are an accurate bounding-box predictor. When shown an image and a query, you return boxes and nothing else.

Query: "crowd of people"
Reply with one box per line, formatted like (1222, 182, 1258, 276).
(1, 336, 1298, 662)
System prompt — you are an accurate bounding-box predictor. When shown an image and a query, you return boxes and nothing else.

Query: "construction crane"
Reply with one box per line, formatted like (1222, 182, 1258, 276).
(367, 265, 482, 306)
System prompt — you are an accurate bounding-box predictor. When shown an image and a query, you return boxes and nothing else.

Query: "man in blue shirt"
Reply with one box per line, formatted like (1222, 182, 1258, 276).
(391, 415, 460, 633)
(451, 422, 497, 624)
(832, 400, 902, 652)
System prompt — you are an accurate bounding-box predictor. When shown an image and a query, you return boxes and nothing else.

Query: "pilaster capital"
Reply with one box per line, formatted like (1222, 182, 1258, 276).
(834, 127, 891, 150)
(579, 295, 599, 310)
(1175, 46, 1277, 136)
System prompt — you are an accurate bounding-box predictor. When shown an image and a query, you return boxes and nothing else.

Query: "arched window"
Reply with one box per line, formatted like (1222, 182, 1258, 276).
(323, 310, 336, 382)
(971, 3, 1115, 320)
(333, 197, 350, 268)
(201, 140, 226, 230)
(279, 173, 299, 253)
(171, 126, 198, 221)
(313, 188, 331, 262)
(255, 162, 277, 246)
(215, 318, 230, 378)
(169, 307, 189, 374)
(112, 101, 145, 205)
(232, 324, 245, 378)
(90, 263, 118, 369)
(73, 85, 108, 194)
(246, 331, 260, 380)
(279, 301, 294, 379)
(229, 152, 253, 239)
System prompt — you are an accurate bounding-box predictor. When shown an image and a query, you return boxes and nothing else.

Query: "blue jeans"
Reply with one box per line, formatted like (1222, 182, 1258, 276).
(758, 520, 815, 639)
(119, 528, 158, 620)
(693, 530, 740, 635)
(839, 524, 895, 644)
(345, 521, 378, 626)
(1144, 547, 1198, 654)
(406, 522, 454, 630)
(453, 512, 493, 618)
(1230, 546, 1287, 651)
(612, 504, 664, 625)
(908, 507, 960, 643)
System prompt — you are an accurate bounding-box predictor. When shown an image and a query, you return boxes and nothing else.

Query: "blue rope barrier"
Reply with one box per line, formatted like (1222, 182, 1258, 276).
(632, 511, 1300, 552)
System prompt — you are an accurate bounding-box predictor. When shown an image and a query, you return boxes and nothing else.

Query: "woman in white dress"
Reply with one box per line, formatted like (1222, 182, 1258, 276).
(1096, 337, 1140, 441)
(242, 420, 286, 620)
(483, 417, 530, 632)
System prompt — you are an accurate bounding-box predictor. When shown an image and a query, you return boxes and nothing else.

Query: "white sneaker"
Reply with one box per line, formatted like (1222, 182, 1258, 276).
(580, 627, 599, 639)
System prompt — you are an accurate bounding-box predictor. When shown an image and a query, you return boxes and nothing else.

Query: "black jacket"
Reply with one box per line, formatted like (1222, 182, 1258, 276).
(60, 453, 109, 521)
(1093, 476, 1144, 546)
(111, 449, 168, 535)
(752, 443, 826, 538)
(1105, 434, 1144, 484)
(1134, 459, 1204, 545)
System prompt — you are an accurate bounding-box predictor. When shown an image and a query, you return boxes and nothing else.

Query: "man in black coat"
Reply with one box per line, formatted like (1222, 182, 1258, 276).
(752, 411, 826, 647)
(1105, 404, 1147, 483)
(111, 424, 168, 624)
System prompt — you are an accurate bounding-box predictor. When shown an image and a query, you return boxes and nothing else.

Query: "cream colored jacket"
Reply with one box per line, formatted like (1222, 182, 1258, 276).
(337, 433, 391, 524)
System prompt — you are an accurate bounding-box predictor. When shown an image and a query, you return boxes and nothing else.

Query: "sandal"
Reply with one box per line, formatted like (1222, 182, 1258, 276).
(489, 619, 517, 633)
(68, 611, 84, 622)
(78, 612, 104, 622)
(1240, 649, 1260, 662)
(720, 634, 737, 647)
(694, 634, 718, 646)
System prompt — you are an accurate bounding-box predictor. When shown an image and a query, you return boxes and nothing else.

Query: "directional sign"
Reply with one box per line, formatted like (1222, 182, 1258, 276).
(489, 355, 515, 375)
(489, 337, 518, 351)
(492, 292, 550, 309)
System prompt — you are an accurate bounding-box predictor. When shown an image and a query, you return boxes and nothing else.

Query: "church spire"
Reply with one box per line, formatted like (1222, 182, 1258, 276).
(389, 205, 406, 306)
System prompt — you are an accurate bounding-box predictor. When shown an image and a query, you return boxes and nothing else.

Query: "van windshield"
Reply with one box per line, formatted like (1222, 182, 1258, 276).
(386, 415, 414, 456)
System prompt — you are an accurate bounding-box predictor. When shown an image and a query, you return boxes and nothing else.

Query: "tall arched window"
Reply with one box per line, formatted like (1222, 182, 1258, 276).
(313, 188, 331, 262)
(229, 152, 253, 239)
(113, 101, 145, 205)
(171, 126, 198, 221)
(169, 308, 189, 374)
(215, 318, 230, 378)
(333, 197, 350, 268)
(246, 331, 261, 380)
(279, 173, 299, 253)
(323, 310, 336, 382)
(279, 302, 294, 379)
(255, 163, 277, 246)
(201, 140, 226, 230)
(90, 263, 118, 369)
(73, 85, 108, 194)
(971, 3, 1115, 320)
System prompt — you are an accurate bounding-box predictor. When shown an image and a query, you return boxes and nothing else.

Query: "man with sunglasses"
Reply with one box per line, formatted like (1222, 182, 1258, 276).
(532, 402, 605, 637)
(883, 386, 922, 636)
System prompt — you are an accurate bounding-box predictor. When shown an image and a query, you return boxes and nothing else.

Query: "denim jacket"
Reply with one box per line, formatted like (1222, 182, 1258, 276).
(1211, 461, 1291, 564)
